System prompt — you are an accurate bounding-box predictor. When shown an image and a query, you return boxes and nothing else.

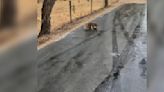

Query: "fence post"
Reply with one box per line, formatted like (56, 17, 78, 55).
(69, 1, 72, 22)
(91, 0, 93, 13)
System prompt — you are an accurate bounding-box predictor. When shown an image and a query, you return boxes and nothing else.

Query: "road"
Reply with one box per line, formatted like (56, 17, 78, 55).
(95, 4, 147, 92)
(37, 3, 146, 92)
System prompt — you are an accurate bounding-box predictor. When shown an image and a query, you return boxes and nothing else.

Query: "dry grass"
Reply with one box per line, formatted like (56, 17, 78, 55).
(37, 0, 132, 33)
(37, 0, 110, 32)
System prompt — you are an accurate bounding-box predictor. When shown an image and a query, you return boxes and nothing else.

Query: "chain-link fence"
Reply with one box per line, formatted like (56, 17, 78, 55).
(37, 0, 119, 31)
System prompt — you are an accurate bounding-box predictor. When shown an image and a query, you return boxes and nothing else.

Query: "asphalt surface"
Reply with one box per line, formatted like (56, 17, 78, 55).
(95, 4, 146, 92)
(37, 3, 146, 92)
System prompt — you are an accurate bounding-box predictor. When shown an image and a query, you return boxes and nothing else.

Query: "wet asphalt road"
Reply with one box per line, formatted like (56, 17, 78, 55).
(37, 3, 146, 92)
(95, 4, 146, 92)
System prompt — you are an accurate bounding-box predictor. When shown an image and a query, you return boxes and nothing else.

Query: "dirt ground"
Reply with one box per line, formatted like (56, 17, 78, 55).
(37, 0, 146, 32)
(37, 0, 120, 32)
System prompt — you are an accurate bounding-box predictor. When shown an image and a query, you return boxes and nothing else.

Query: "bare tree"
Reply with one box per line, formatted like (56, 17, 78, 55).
(0, 0, 16, 28)
(38, 0, 56, 37)
(104, 0, 108, 8)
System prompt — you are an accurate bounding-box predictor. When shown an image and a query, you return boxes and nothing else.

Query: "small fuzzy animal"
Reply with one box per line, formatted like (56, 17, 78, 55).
(85, 23, 98, 31)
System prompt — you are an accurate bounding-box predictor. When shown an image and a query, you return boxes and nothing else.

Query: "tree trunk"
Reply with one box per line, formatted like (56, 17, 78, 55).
(104, 0, 108, 8)
(38, 0, 56, 37)
(0, 0, 16, 28)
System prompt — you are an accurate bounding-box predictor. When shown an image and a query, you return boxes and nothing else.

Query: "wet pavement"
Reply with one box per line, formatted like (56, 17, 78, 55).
(37, 3, 146, 92)
(95, 4, 147, 92)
